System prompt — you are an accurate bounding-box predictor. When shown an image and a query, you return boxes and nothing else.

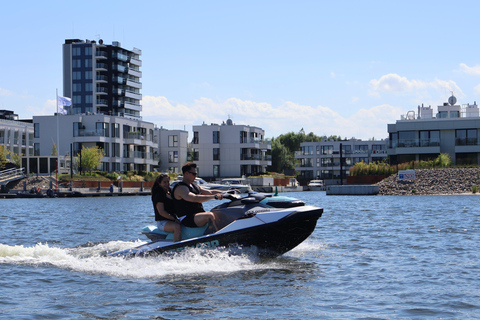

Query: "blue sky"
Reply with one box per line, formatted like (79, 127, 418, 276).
(1, 0, 480, 140)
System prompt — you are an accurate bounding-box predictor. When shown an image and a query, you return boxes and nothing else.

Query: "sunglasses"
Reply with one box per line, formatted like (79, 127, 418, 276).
(189, 171, 197, 176)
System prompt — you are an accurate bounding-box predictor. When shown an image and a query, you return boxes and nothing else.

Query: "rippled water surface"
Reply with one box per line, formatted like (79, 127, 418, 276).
(1, 193, 479, 319)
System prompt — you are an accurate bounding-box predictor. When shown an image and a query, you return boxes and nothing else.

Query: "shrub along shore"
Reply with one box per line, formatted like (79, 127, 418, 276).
(377, 168, 480, 195)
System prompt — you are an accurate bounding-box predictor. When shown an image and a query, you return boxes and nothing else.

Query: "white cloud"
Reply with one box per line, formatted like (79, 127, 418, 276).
(0, 87, 13, 96)
(369, 73, 463, 98)
(142, 95, 402, 140)
(26, 99, 56, 116)
(474, 84, 480, 95)
(459, 63, 480, 76)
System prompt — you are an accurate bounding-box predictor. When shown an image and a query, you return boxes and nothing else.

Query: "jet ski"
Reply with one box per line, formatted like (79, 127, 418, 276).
(108, 191, 323, 258)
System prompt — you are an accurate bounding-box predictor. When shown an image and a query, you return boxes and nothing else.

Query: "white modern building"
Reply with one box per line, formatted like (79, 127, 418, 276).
(155, 127, 189, 173)
(192, 118, 271, 178)
(0, 110, 34, 162)
(387, 95, 480, 165)
(32, 114, 158, 173)
(295, 138, 388, 184)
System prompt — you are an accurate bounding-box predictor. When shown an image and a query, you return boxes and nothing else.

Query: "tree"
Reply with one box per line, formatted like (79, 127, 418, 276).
(78, 146, 104, 174)
(268, 131, 323, 172)
(51, 142, 58, 156)
(11, 152, 22, 168)
(0, 145, 9, 170)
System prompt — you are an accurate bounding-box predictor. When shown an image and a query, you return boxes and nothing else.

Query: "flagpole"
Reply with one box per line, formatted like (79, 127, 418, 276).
(56, 88, 59, 192)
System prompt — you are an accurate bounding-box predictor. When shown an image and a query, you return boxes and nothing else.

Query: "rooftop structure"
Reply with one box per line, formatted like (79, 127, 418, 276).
(388, 95, 480, 165)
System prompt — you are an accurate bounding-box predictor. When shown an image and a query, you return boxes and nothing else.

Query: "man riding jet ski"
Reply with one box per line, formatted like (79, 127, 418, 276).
(108, 191, 323, 258)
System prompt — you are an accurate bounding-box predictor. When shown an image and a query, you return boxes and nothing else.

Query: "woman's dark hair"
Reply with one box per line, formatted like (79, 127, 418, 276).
(151, 173, 169, 195)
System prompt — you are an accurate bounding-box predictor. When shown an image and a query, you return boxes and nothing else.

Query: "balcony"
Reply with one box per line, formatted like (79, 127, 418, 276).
(96, 87, 108, 95)
(129, 57, 142, 67)
(240, 154, 272, 161)
(113, 52, 128, 62)
(96, 99, 108, 106)
(96, 63, 108, 71)
(128, 68, 142, 78)
(95, 51, 107, 59)
(113, 64, 128, 73)
(125, 90, 142, 100)
(455, 138, 478, 146)
(126, 79, 142, 89)
(96, 75, 108, 83)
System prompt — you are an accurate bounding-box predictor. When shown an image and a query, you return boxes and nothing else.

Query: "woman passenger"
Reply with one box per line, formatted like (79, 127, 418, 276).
(151, 174, 182, 242)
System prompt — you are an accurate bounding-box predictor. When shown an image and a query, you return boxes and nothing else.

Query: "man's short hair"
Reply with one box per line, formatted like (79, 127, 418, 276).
(182, 162, 197, 174)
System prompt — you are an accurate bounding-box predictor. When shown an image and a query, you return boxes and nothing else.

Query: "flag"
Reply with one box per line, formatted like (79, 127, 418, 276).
(57, 96, 71, 115)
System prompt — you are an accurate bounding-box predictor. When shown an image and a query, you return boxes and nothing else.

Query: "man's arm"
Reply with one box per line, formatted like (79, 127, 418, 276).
(175, 184, 222, 203)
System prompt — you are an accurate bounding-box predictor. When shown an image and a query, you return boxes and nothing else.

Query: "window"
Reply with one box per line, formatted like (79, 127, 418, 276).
(73, 96, 82, 104)
(85, 96, 93, 104)
(85, 71, 92, 80)
(420, 130, 440, 147)
(112, 143, 120, 157)
(321, 158, 333, 167)
(84, 47, 92, 56)
(72, 47, 81, 56)
(85, 83, 93, 92)
(342, 145, 352, 154)
(103, 143, 109, 157)
(111, 123, 120, 138)
(450, 111, 460, 118)
(389, 132, 398, 148)
(213, 148, 220, 160)
(355, 145, 368, 152)
(73, 72, 82, 80)
(73, 83, 82, 92)
(302, 146, 313, 155)
(193, 149, 199, 161)
(85, 59, 92, 68)
(169, 135, 178, 147)
(96, 122, 109, 137)
(398, 131, 417, 147)
(169, 151, 178, 163)
(321, 145, 333, 155)
(213, 165, 220, 178)
(34, 143, 40, 156)
(213, 131, 220, 143)
(240, 131, 247, 143)
(34, 123, 40, 138)
(355, 157, 369, 163)
(193, 131, 199, 144)
(456, 129, 477, 146)
(72, 59, 81, 68)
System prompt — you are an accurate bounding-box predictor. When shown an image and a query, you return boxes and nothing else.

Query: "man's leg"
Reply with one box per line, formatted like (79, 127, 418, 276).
(194, 211, 219, 231)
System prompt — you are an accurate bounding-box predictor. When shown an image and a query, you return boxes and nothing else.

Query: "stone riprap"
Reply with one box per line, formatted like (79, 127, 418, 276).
(377, 168, 480, 195)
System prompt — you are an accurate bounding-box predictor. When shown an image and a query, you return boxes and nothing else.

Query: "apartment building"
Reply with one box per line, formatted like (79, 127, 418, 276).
(295, 138, 388, 184)
(62, 39, 142, 119)
(192, 118, 271, 178)
(32, 114, 158, 173)
(0, 110, 34, 162)
(387, 95, 480, 165)
(155, 127, 189, 173)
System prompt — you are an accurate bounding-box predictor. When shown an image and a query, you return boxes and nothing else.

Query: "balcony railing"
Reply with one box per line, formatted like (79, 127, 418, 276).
(456, 138, 478, 146)
(391, 138, 441, 148)
(240, 154, 272, 161)
(123, 151, 156, 160)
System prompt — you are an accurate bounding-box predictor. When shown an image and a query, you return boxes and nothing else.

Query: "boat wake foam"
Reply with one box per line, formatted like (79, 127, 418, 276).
(0, 241, 292, 279)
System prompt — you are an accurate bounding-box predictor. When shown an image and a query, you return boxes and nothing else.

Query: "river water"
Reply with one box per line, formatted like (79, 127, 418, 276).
(1, 192, 479, 319)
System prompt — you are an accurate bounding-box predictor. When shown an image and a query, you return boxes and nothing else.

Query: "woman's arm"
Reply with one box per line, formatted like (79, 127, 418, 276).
(156, 202, 179, 222)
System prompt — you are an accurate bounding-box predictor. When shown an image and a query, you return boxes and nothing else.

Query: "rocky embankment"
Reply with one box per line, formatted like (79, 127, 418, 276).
(377, 168, 480, 195)
(7, 176, 56, 191)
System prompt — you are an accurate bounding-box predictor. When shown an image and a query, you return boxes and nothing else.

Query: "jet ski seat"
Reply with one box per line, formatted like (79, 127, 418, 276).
(142, 224, 209, 242)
